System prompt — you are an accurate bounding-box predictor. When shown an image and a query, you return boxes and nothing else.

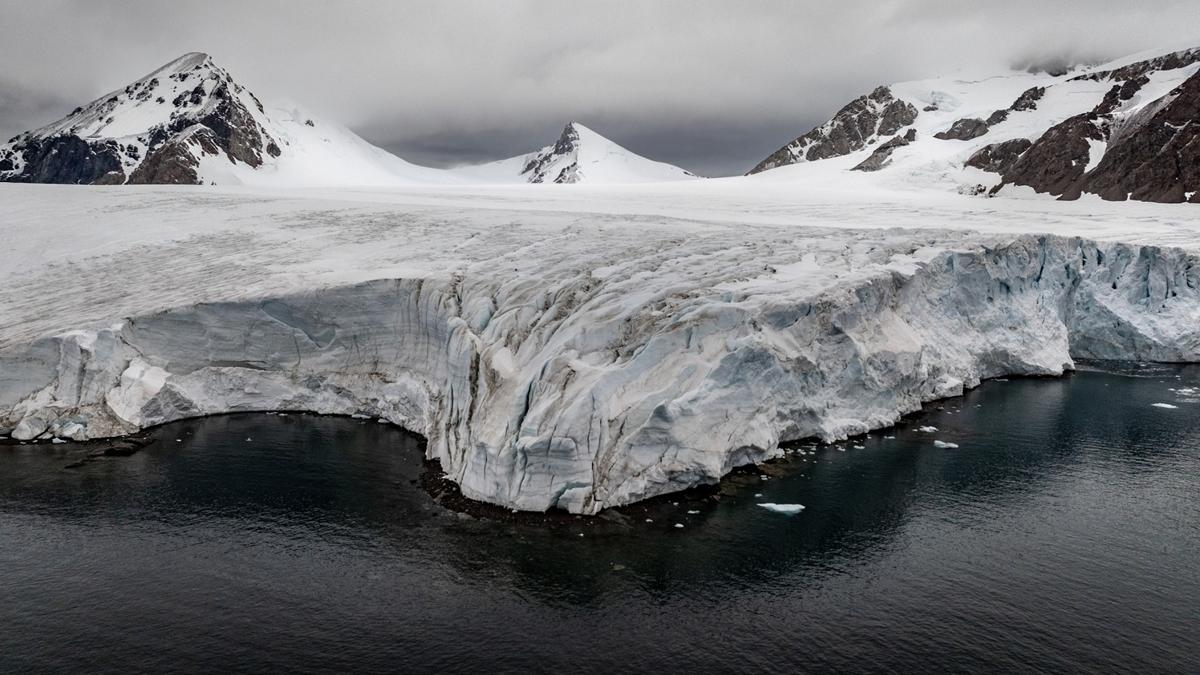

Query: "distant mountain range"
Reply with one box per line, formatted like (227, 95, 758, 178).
(2, 47, 1198, 203)
(748, 46, 1200, 203)
(0, 53, 694, 187)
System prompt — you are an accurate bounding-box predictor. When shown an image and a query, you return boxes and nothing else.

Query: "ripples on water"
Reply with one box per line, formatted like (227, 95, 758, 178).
(2, 366, 1198, 673)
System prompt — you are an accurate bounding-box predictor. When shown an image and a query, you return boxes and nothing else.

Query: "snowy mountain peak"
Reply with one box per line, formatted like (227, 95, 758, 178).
(747, 44, 1200, 203)
(460, 121, 698, 184)
(0, 52, 462, 187)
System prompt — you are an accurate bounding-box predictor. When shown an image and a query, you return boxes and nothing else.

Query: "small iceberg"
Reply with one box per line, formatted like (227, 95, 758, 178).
(1152, 403, 1179, 409)
(918, 426, 939, 432)
(933, 440, 959, 449)
(758, 503, 805, 515)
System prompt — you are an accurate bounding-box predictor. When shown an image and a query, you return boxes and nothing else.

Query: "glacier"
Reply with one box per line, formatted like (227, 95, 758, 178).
(2, 184, 1199, 514)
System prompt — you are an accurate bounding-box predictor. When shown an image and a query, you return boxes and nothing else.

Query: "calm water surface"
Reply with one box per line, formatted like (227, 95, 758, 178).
(2, 365, 1198, 673)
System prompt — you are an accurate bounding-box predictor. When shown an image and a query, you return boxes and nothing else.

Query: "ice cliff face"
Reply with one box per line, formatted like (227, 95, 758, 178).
(3, 232, 1198, 513)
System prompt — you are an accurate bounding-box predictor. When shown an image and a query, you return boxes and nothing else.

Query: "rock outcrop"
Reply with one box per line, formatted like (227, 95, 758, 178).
(852, 129, 916, 171)
(748, 86, 918, 173)
(934, 118, 990, 141)
(997, 67, 1200, 202)
(965, 138, 1033, 175)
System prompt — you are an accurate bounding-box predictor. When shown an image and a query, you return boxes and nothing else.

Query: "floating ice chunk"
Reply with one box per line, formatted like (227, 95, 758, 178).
(1151, 403, 1179, 409)
(686, 510, 700, 514)
(758, 503, 805, 515)
(674, 523, 684, 529)
(884, 435, 896, 440)
(918, 426, 939, 432)
(51, 438, 66, 444)
(852, 444, 865, 449)
(754, 493, 763, 498)
(933, 440, 960, 448)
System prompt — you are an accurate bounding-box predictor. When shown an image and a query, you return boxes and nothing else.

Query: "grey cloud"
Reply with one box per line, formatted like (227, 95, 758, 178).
(0, 0, 1196, 176)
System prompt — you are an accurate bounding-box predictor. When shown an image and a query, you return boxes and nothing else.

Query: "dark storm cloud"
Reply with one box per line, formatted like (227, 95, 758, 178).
(1, 0, 1197, 175)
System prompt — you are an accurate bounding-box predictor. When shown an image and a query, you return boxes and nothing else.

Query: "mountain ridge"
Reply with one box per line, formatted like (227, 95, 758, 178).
(746, 45, 1200, 203)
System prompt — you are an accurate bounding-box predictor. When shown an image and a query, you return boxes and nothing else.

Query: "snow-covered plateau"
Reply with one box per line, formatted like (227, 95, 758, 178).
(2, 183, 1199, 513)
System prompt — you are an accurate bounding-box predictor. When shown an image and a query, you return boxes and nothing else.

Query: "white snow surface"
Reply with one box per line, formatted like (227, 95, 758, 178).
(2, 182, 1200, 514)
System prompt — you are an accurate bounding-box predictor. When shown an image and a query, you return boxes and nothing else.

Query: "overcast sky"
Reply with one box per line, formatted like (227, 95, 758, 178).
(1, 1, 1197, 176)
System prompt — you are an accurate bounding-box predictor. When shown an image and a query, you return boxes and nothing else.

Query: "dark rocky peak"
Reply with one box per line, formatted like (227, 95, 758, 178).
(521, 122, 586, 183)
(1, 52, 281, 185)
(748, 86, 918, 174)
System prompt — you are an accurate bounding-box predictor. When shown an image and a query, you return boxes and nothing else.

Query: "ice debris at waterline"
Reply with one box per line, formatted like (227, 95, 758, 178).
(4, 190, 1200, 515)
(758, 503, 806, 515)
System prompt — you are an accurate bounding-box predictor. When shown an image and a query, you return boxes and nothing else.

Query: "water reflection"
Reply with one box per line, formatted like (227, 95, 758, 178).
(1, 366, 1197, 672)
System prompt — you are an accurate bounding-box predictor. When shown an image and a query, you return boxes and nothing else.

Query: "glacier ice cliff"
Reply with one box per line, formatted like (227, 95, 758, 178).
(3, 233, 1199, 514)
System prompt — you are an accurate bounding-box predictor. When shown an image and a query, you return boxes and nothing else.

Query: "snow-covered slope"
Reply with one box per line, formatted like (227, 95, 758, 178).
(458, 122, 697, 184)
(748, 46, 1200, 203)
(0, 52, 458, 186)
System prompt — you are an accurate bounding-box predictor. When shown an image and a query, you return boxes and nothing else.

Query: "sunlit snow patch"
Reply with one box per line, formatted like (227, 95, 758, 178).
(758, 503, 806, 515)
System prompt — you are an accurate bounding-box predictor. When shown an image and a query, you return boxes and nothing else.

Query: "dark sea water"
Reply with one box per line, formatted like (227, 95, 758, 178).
(2, 365, 1199, 673)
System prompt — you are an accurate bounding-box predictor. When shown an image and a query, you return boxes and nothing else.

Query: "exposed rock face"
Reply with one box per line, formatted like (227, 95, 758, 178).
(3, 232, 1199, 514)
(1084, 71, 1200, 202)
(1001, 113, 1106, 199)
(521, 124, 585, 183)
(0, 135, 124, 184)
(0, 52, 281, 185)
(748, 86, 917, 173)
(965, 138, 1033, 174)
(852, 129, 916, 172)
(996, 68, 1200, 202)
(935, 118, 990, 141)
(1010, 86, 1046, 112)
